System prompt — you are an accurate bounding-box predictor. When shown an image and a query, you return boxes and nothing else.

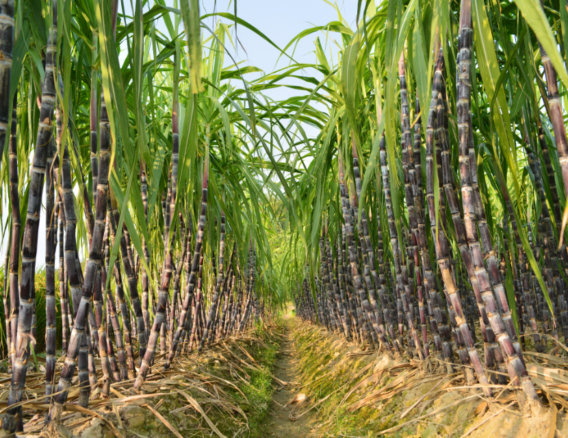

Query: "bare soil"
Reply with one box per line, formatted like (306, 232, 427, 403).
(265, 315, 316, 437)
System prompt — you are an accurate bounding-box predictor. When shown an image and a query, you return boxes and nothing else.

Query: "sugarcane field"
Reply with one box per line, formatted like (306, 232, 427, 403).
(4, 0, 568, 436)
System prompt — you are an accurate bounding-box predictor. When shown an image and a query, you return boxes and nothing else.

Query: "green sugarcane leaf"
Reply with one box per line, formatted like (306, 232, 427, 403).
(504, 250, 520, 334)
(360, 114, 385, 208)
(472, 0, 519, 195)
(109, 173, 152, 283)
(488, 25, 526, 114)
(412, 3, 428, 113)
(180, 0, 201, 93)
(509, 83, 528, 120)
(561, 0, 568, 64)
(514, 0, 568, 90)
(341, 32, 361, 147)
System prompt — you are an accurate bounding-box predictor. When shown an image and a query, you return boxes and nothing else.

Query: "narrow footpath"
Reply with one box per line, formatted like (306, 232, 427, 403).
(266, 315, 315, 437)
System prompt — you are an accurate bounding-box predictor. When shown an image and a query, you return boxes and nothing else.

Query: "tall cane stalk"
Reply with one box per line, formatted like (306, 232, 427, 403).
(426, 42, 491, 394)
(5, 5, 56, 432)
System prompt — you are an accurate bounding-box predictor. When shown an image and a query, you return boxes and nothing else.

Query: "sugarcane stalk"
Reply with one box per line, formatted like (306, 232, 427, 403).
(319, 237, 333, 331)
(5, 6, 56, 432)
(410, 97, 440, 355)
(456, 23, 500, 373)
(220, 271, 235, 339)
(328, 232, 351, 339)
(90, 34, 98, 207)
(456, 7, 542, 407)
(107, 211, 135, 379)
(378, 134, 408, 352)
(136, 94, 186, 385)
(373, 177, 400, 350)
(140, 160, 151, 339)
(433, 51, 482, 382)
(109, 195, 148, 362)
(2, 242, 10, 368)
(163, 147, 209, 370)
(199, 213, 226, 352)
(94, 221, 111, 396)
(521, 109, 560, 346)
(339, 155, 379, 349)
(399, 53, 426, 358)
(0, 0, 14, 171)
(167, 242, 187, 350)
(54, 168, 68, 355)
(321, 230, 347, 338)
(352, 141, 392, 350)
(337, 233, 357, 341)
(7, 92, 18, 372)
(426, 42, 491, 393)
(189, 251, 205, 348)
(48, 1, 120, 414)
(537, 1, 568, 228)
(160, 305, 168, 355)
(45, 134, 57, 402)
(106, 301, 121, 383)
(175, 212, 193, 349)
(104, 215, 127, 380)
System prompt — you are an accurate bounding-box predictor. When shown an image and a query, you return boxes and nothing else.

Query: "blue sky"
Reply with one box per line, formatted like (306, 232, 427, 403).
(202, 0, 357, 73)
(200, 0, 358, 103)
(197, 0, 358, 149)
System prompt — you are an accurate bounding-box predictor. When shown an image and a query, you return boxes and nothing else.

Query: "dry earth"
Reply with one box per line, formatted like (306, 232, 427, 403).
(264, 313, 316, 437)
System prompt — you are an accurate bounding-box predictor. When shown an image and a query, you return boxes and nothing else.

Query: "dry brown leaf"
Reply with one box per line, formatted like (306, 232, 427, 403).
(109, 392, 170, 405)
(400, 377, 449, 419)
(286, 393, 307, 407)
(143, 403, 183, 438)
(545, 392, 558, 438)
(67, 404, 124, 438)
(377, 394, 479, 435)
(177, 390, 229, 438)
(461, 401, 516, 438)
(474, 401, 488, 416)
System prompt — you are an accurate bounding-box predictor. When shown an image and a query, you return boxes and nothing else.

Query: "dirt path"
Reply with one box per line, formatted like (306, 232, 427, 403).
(266, 316, 315, 437)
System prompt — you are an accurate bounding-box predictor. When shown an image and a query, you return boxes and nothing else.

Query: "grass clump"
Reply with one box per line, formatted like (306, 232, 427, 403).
(234, 338, 278, 435)
(203, 321, 282, 438)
